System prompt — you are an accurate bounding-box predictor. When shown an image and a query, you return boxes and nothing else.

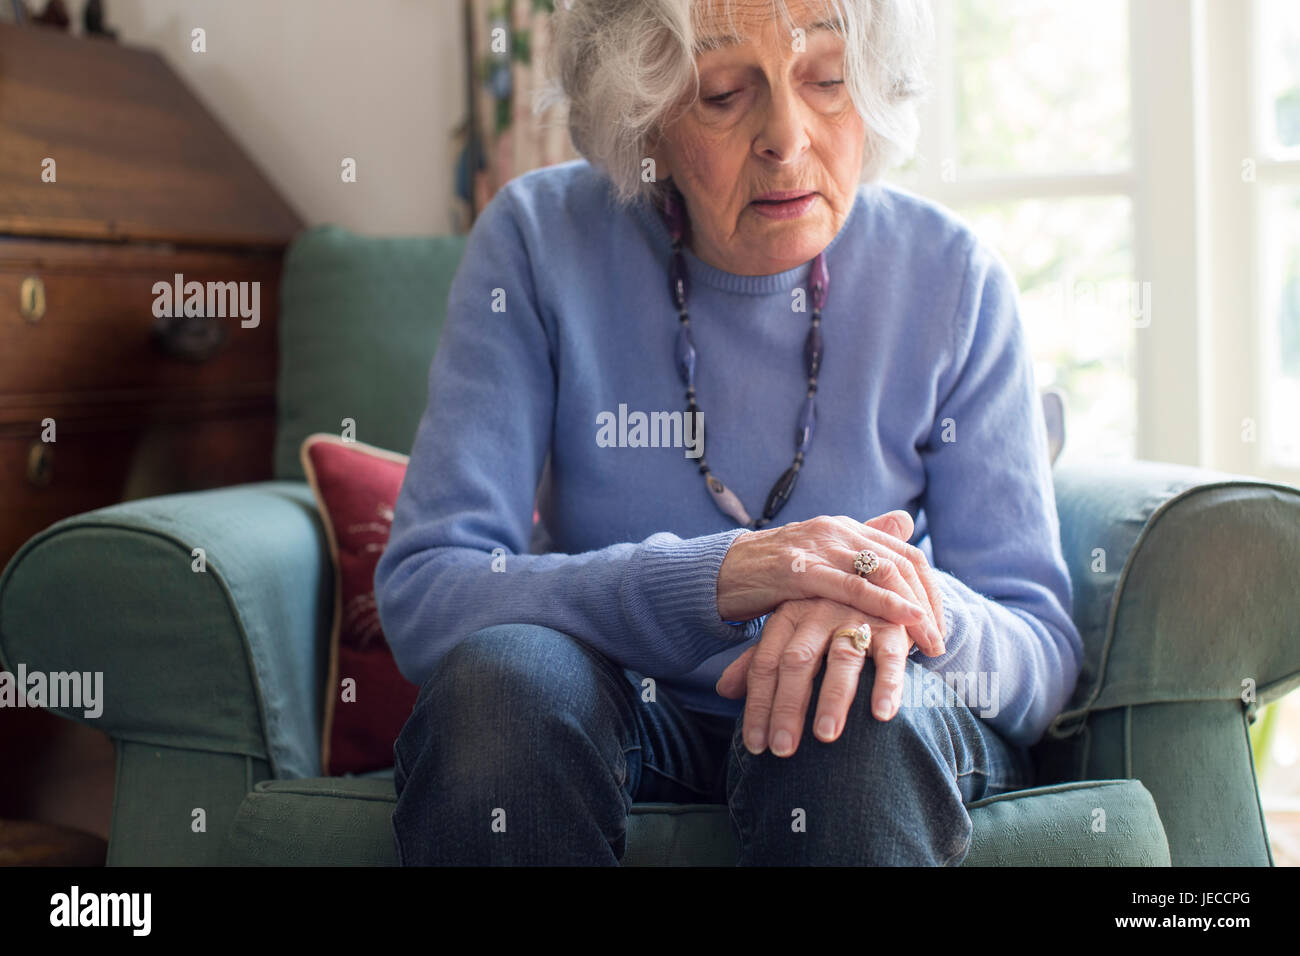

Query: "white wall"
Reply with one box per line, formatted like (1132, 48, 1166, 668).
(78, 0, 466, 236)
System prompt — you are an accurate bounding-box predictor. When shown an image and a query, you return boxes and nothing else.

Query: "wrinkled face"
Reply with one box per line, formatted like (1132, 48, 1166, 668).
(649, 0, 865, 276)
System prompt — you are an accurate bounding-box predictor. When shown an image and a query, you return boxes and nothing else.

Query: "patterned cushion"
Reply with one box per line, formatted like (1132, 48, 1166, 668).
(300, 434, 416, 775)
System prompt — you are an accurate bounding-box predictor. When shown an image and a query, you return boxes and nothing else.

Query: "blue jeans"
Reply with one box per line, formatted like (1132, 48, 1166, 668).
(391, 623, 1034, 865)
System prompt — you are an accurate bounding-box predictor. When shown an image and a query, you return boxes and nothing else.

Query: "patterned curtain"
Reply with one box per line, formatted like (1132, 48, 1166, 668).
(455, 0, 579, 232)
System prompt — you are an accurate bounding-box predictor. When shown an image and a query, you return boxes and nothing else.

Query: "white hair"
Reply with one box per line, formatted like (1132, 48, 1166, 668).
(535, 0, 935, 207)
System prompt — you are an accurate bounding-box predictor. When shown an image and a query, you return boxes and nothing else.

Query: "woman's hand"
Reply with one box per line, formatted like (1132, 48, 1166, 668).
(717, 510, 946, 656)
(715, 597, 914, 757)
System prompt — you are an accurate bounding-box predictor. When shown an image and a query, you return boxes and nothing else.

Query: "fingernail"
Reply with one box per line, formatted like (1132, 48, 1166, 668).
(816, 715, 836, 739)
(745, 728, 766, 753)
(930, 625, 945, 654)
(874, 699, 891, 720)
(772, 730, 793, 756)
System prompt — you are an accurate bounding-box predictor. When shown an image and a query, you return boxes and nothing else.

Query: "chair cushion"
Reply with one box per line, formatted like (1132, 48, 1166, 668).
(274, 225, 466, 481)
(222, 775, 1169, 866)
(962, 779, 1170, 865)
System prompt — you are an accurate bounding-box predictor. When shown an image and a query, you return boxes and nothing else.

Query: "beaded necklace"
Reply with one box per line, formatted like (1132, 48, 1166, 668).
(660, 186, 829, 530)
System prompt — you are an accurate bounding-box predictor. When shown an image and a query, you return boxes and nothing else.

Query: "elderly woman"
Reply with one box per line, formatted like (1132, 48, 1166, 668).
(376, 0, 1082, 866)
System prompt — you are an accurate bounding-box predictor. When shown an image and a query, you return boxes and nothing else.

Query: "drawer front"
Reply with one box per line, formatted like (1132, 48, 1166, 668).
(0, 413, 275, 574)
(0, 242, 280, 406)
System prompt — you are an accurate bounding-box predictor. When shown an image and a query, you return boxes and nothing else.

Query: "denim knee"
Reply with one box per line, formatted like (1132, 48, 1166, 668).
(842, 660, 971, 769)
(727, 658, 974, 865)
(398, 623, 629, 775)
(391, 623, 639, 864)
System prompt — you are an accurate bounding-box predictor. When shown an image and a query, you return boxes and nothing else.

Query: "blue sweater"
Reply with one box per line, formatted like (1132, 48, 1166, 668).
(374, 159, 1082, 748)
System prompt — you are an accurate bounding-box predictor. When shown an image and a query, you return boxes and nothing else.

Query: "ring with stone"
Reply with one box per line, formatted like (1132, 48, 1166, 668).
(854, 549, 880, 577)
(833, 623, 871, 654)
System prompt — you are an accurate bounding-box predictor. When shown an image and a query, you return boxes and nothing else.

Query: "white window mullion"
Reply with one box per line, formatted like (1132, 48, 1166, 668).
(1129, 0, 1208, 465)
(922, 171, 1134, 208)
(1256, 159, 1300, 184)
(1202, 0, 1259, 476)
(906, 0, 954, 196)
(933, 0, 957, 180)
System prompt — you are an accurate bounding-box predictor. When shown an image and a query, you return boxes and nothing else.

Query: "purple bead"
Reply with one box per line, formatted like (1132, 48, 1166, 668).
(796, 395, 816, 453)
(675, 325, 696, 386)
(804, 324, 822, 378)
(706, 475, 752, 526)
(809, 253, 829, 312)
(670, 252, 689, 308)
(664, 191, 686, 242)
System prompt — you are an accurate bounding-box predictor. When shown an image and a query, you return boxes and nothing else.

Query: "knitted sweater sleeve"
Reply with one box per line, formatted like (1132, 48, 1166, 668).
(914, 237, 1084, 748)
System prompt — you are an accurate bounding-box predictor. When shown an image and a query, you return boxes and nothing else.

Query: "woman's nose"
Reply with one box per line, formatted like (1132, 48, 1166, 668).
(753, 84, 811, 164)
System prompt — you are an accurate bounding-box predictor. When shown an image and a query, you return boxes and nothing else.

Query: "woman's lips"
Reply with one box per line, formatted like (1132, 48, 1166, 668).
(750, 192, 817, 220)
(754, 190, 812, 202)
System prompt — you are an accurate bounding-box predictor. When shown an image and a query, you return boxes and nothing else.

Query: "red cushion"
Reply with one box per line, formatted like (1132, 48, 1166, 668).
(300, 434, 417, 776)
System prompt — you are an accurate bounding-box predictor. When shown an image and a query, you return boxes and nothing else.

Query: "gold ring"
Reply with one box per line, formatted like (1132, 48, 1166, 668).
(833, 623, 871, 654)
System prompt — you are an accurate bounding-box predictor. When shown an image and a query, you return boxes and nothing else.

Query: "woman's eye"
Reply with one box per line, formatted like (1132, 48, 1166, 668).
(702, 79, 842, 108)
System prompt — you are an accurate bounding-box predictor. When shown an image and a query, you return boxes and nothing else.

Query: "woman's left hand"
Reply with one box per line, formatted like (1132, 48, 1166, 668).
(716, 597, 915, 758)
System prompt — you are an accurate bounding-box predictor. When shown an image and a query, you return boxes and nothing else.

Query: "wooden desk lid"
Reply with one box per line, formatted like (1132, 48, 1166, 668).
(0, 23, 303, 248)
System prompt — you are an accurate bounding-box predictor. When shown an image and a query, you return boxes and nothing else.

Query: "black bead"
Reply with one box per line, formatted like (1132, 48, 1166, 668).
(670, 252, 690, 309)
(762, 464, 800, 520)
(675, 325, 696, 386)
(795, 395, 816, 454)
(804, 324, 823, 378)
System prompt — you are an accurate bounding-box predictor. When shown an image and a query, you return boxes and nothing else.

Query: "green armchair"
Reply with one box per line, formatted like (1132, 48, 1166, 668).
(2, 225, 1297, 866)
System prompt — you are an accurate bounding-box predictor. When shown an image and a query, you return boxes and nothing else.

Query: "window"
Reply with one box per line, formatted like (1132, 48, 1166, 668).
(890, 0, 1137, 464)
(889, 0, 1300, 482)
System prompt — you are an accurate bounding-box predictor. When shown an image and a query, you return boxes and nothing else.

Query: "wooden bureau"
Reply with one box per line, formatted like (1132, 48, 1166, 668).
(0, 22, 303, 841)
(0, 22, 303, 574)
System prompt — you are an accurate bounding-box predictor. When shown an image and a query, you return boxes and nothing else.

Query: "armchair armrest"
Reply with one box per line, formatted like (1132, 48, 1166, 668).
(1049, 458, 1300, 738)
(0, 481, 331, 780)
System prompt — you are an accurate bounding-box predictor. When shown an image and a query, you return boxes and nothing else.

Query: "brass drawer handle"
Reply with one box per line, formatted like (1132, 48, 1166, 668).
(27, 441, 53, 488)
(20, 276, 46, 323)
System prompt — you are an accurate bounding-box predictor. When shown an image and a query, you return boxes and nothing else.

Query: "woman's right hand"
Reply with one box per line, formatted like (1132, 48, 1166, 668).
(716, 511, 946, 658)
